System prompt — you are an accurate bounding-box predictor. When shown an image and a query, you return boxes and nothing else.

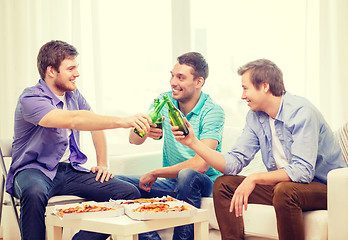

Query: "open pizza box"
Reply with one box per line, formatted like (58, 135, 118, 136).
(113, 196, 198, 220)
(49, 201, 124, 220)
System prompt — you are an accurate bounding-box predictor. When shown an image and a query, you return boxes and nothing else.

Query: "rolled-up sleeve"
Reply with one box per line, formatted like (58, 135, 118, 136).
(224, 115, 261, 175)
(282, 107, 318, 183)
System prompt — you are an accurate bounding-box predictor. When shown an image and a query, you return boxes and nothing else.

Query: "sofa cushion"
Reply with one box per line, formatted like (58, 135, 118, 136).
(201, 199, 328, 240)
(201, 197, 219, 230)
(243, 204, 328, 240)
(335, 122, 348, 163)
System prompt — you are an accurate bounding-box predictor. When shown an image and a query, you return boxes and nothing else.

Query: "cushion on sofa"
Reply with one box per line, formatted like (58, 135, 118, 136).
(243, 204, 328, 240)
(335, 122, 348, 163)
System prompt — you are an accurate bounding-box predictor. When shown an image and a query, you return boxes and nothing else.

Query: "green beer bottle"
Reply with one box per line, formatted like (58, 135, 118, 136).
(153, 99, 163, 140)
(163, 94, 189, 136)
(134, 98, 166, 138)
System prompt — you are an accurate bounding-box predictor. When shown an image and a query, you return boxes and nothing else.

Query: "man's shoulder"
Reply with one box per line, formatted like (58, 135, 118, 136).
(203, 93, 223, 108)
(20, 83, 49, 100)
(200, 93, 225, 116)
(282, 92, 321, 119)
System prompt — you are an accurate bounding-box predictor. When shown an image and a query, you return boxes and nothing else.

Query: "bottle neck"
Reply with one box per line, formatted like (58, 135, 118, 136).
(164, 96, 175, 111)
(154, 99, 166, 114)
(154, 99, 160, 108)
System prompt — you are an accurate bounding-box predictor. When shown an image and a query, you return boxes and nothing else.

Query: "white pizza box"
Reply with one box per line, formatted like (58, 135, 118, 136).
(49, 201, 124, 220)
(123, 200, 198, 220)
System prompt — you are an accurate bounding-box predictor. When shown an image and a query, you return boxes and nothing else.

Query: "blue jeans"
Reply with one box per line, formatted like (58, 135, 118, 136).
(13, 162, 141, 240)
(115, 168, 214, 240)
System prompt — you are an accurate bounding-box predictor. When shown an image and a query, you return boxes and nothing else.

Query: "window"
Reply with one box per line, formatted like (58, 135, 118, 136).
(190, 0, 308, 127)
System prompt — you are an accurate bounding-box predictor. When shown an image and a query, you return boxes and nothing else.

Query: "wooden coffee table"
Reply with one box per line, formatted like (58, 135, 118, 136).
(46, 208, 209, 240)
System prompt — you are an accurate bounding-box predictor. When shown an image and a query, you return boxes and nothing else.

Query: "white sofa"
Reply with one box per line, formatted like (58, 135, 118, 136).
(2, 126, 346, 240)
(108, 126, 348, 240)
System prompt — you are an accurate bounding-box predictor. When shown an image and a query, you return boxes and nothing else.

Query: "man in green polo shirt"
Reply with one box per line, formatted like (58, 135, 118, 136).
(116, 52, 225, 240)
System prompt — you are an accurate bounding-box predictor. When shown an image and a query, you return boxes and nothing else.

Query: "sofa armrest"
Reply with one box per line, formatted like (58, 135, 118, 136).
(109, 151, 162, 175)
(328, 167, 348, 239)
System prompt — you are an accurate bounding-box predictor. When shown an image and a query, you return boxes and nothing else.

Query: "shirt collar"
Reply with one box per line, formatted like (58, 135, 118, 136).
(38, 79, 74, 106)
(275, 92, 288, 121)
(172, 92, 208, 117)
(190, 92, 208, 116)
(256, 92, 288, 124)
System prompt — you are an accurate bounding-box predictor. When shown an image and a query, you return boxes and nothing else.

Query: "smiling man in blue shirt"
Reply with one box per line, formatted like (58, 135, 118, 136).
(172, 59, 346, 240)
(6, 40, 152, 240)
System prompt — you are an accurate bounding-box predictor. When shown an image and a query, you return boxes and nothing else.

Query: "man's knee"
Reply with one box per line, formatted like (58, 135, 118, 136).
(128, 184, 141, 199)
(213, 175, 243, 197)
(109, 179, 141, 200)
(176, 168, 206, 196)
(177, 168, 198, 183)
(21, 184, 49, 205)
(273, 182, 298, 209)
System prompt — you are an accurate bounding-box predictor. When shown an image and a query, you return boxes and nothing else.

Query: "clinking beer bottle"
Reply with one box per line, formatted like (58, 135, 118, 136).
(134, 98, 166, 138)
(163, 94, 189, 136)
(153, 99, 163, 140)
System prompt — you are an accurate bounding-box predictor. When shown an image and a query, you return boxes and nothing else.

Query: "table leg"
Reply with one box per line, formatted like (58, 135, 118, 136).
(46, 225, 63, 240)
(194, 220, 209, 240)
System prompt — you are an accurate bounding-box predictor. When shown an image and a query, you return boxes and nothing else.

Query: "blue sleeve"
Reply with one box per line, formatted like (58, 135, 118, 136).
(75, 89, 91, 111)
(282, 106, 318, 183)
(20, 90, 56, 126)
(223, 111, 261, 175)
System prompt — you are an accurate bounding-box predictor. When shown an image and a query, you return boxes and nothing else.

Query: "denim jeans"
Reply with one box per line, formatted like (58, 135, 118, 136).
(13, 162, 141, 240)
(115, 168, 214, 240)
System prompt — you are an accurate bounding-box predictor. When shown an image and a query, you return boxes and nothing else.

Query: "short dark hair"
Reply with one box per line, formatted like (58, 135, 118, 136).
(238, 59, 286, 96)
(37, 40, 78, 80)
(177, 52, 209, 81)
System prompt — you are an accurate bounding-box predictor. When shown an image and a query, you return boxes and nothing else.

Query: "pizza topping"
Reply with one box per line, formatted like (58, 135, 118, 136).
(132, 203, 190, 213)
(121, 197, 176, 205)
(56, 204, 115, 217)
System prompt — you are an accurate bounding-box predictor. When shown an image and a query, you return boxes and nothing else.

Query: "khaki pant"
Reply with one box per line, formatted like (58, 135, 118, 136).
(213, 175, 327, 240)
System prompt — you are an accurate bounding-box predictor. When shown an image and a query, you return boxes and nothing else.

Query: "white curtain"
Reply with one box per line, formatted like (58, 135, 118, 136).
(1, 0, 347, 150)
(0, 0, 99, 138)
(317, 0, 348, 129)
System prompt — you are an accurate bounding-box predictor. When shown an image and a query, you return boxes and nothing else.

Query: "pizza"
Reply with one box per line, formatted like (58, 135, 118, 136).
(56, 204, 115, 217)
(132, 203, 190, 213)
(120, 197, 176, 205)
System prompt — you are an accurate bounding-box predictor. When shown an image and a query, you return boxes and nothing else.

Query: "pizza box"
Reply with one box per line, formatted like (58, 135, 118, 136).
(49, 201, 124, 220)
(120, 199, 198, 220)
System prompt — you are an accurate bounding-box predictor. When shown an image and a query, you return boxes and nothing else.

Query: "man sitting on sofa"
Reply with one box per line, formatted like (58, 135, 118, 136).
(6, 40, 152, 240)
(171, 58, 347, 240)
(116, 52, 225, 240)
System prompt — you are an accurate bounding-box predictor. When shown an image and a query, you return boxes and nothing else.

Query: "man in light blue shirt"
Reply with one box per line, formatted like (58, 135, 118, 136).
(117, 52, 225, 240)
(172, 59, 346, 240)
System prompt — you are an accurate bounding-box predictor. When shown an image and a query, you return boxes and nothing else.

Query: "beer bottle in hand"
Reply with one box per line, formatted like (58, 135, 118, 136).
(134, 98, 166, 138)
(163, 94, 189, 136)
(153, 99, 163, 140)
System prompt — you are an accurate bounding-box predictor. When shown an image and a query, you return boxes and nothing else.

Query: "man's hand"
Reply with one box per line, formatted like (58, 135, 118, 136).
(91, 166, 114, 183)
(123, 113, 152, 135)
(230, 175, 256, 217)
(171, 118, 196, 147)
(139, 172, 158, 192)
(146, 116, 164, 139)
(146, 124, 163, 139)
